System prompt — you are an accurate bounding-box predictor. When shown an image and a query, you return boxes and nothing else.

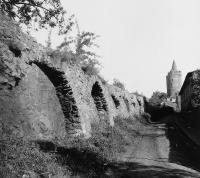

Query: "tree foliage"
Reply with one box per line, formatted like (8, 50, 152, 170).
(0, 1, 101, 75)
(132, 91, 144, 97)
(75, 31, 99, 59)
(113, 78, 125, 90)
(57, 21, 101, 75)
(58, 24, 100, 59)
(76, 31, 101, 75)
(0, 0, 74, 30)
(149, 91, 167, 106)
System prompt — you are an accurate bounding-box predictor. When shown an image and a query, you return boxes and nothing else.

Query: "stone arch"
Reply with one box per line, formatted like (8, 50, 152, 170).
(111, 94, 120, 109)
(137, 98, 142, 106)
(123, 97, 130, 112)
(8, 44, 22, 57)
(91, 81, 108, 113)
(31, 61, 80, 134)
(131, 102, 136, 107)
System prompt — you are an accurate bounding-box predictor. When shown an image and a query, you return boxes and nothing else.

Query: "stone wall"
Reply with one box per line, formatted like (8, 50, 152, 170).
(0, 13, 144, 140)
(179, 70, 200, 112)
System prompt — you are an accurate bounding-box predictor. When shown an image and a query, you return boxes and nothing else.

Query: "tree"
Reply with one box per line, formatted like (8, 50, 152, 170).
(1, 1, 101, 75)
(113, 79, 125, 90)
(149, 91, 167, 106)
(57, 21, 101, 75)
(132, 91, 144, 97)
(0, 0, 73, 30)
(76, 31, 101, 75)
(81, 58, 101, 75)
(75, 31, 99, 61)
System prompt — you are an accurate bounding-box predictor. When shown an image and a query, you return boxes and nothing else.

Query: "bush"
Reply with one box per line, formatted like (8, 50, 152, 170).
(113, 78, 125, 90)
(59, 119, 127, 162)
(149, 91, 167, 106)
(57, 24, 101, 76)
(98, 75, 107, 85)
(48, 49, 78, 67)
(88, 120, 127, 160)
(81, 61, 100, 76)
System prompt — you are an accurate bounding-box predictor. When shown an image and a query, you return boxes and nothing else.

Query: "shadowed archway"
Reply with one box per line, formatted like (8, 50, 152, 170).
(91, 81, 108, 113)
(111, 94, 120, 109)
(30, 61, 81, 134)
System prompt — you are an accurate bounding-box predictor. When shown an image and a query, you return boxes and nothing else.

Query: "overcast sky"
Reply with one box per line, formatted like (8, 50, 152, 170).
(32, 0, 200, 97)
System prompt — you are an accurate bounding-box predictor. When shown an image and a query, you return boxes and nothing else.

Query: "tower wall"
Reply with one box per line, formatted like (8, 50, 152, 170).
(166, 71, 182, 98)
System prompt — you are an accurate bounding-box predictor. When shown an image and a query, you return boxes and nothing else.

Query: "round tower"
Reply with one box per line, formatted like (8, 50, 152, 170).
(166, 60, 182, 98)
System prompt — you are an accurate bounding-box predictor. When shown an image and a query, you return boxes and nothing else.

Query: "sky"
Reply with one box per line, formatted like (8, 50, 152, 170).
(31, 0, 200, 97)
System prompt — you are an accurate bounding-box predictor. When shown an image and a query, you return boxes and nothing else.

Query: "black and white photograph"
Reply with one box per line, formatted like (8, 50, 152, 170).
(0, 0, 200, 177)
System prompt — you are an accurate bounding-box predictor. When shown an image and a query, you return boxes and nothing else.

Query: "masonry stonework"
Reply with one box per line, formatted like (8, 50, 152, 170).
(0, 13, 144, 141)
(179, 70, 200, 111)
(166, 60, 182, 98)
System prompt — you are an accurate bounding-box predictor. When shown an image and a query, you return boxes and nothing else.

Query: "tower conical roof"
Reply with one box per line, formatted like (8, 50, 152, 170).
(171, 60, 178, 71)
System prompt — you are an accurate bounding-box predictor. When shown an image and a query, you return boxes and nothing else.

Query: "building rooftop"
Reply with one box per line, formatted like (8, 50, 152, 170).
(171, 60, 178, 71)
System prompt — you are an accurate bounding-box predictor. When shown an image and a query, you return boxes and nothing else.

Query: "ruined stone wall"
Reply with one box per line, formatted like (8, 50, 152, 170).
(179, 70, 200, 112)
(0, 13, 144, 140)
(107, 85, 144, 118)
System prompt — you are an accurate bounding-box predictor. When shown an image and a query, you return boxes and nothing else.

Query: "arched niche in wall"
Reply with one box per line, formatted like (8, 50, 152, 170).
(91, 81, 108, 113)
(30, 61, 81, 134)
(131, 102, 136, 107)
(111, 94, 120, 109)
(123, 97, 130, 112)
(137, 98, 142, 106)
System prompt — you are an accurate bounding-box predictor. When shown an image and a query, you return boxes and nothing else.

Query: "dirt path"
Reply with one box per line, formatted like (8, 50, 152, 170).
(117, 123, 169, 166)
(114, 120, 200, 177)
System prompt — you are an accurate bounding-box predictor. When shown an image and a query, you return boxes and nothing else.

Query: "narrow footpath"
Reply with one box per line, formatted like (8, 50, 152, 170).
(105, 116, 200, 178)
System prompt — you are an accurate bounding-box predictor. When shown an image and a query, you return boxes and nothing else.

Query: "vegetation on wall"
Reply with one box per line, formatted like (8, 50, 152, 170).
(98, 75, 108, 85)
(149, 91, 167, 107)
(56, 22, 101, 76)
(0, 0, 101, 76)
(132, 91, 144, 97)
(113, 78, 125, 90)
(0, 2, 147, 176)
(145, 91, 174, 122)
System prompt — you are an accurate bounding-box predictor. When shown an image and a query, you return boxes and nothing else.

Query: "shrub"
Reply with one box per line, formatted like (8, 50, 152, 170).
(57, 23, 101, 76)
(81, 59, 100, 76)
(149, 91, 167, 106)
(113, 78, 125, 90)
(59, 118, 128, 161)
(132, 91, 144, 97)
(88, 120, 127, 160)
(98, 75, 107, 85)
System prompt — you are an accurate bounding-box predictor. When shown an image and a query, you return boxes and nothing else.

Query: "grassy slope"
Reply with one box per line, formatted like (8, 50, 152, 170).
(0, 115, 151, 178)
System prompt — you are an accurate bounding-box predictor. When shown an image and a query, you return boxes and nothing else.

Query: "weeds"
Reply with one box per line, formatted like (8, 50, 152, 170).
(0, 122, 71, 178)
(1, 115, 146, 177)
